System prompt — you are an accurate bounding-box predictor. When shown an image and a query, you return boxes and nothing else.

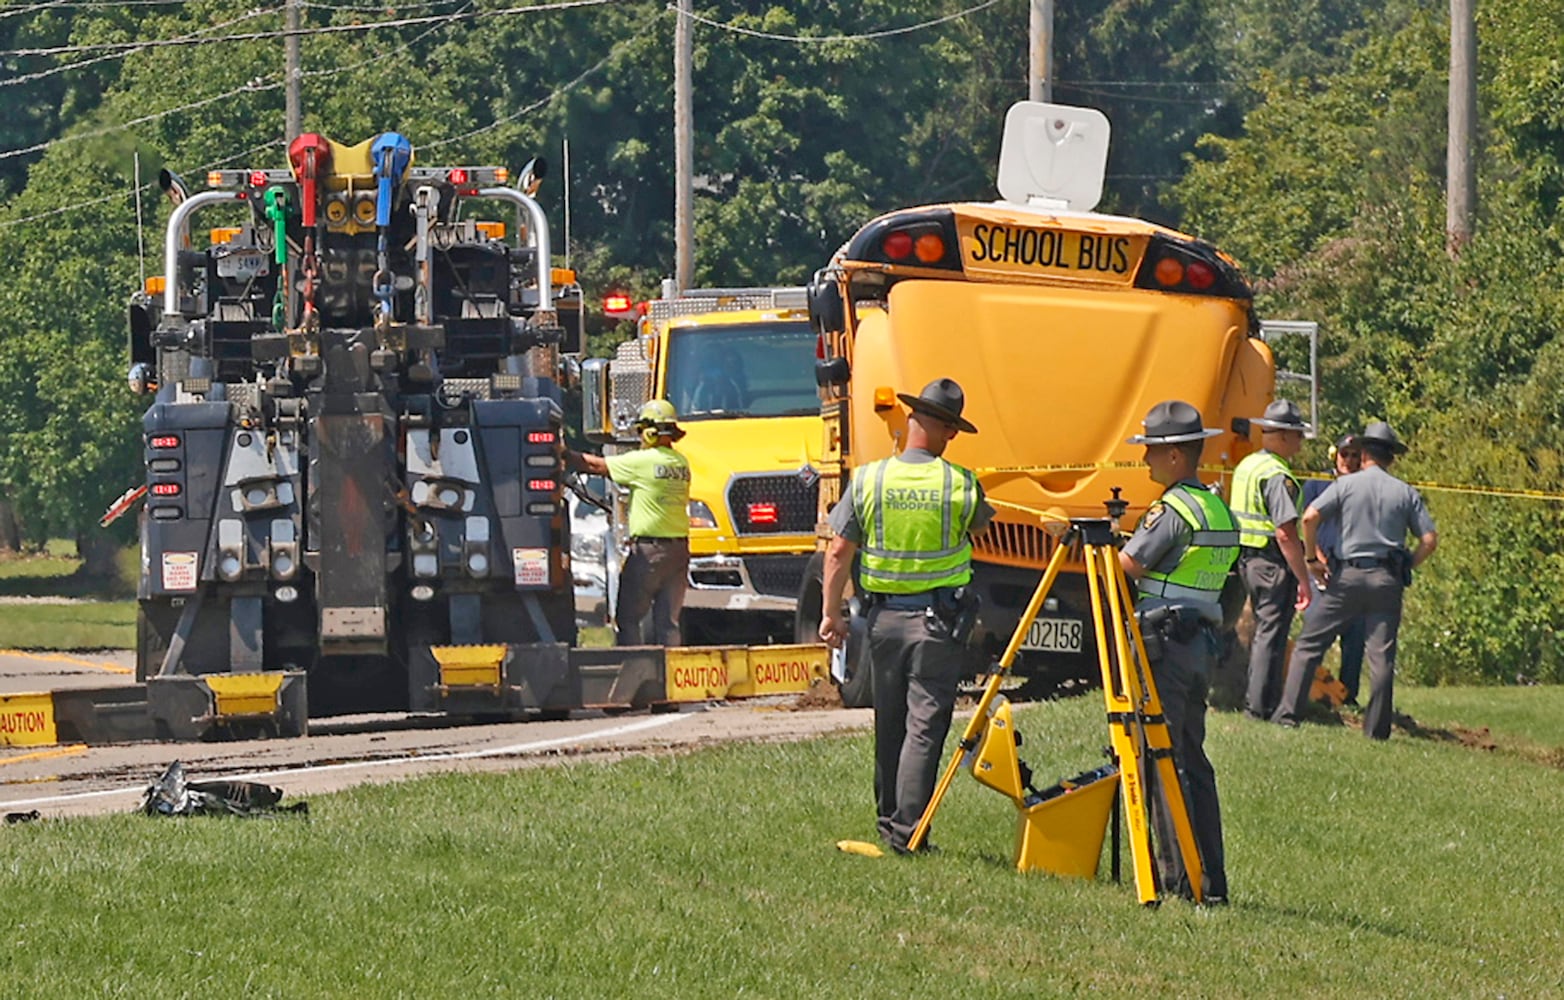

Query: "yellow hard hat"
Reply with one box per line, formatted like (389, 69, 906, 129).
(636, 399, 679, 426)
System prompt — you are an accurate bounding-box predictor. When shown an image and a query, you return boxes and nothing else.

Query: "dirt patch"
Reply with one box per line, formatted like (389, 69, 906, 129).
(786, 678, 844, 711)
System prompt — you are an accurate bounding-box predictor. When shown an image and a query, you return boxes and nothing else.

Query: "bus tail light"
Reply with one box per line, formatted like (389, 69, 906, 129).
(847, 209, 962, 272)
(1134, 234, 1252, 300)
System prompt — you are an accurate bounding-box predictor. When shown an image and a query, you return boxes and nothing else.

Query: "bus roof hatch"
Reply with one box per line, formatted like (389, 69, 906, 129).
(996, 102, 1110, 213)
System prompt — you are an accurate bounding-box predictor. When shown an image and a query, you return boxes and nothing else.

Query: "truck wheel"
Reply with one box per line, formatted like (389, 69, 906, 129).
(795, 552, 874, 708)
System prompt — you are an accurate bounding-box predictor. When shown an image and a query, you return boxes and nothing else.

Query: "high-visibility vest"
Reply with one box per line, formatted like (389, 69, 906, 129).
(1137, 485, 1241, 604)
(1230, 450, 1299, 548)
(852, 456, 979, 594)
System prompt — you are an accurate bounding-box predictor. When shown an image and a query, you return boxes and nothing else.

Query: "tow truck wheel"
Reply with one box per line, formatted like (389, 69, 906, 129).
(796, 552, 873, 709)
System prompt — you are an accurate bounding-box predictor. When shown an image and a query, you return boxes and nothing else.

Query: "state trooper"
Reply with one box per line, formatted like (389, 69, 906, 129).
(1230, 399, 1312, 722)
(818, 378, 993, 855)
(1120, 400, 1240, 904)
(1300, 434, 1366, 705)
(1274, 421, 1438, 739)
(568, 399, 692, 646)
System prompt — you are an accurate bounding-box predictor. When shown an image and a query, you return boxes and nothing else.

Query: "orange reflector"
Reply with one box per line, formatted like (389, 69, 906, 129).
(475, 221, 506, 239)
(494, 167, 510, 184)
(1154, 257, 1184, 286)
(209, 227, 241, 245)
(873, 386, 897, 410)
(144, 276, 167, 295)
(914, 232, 945, 263)
(207, 171, 224, 187)
(551, 267, 577, 285)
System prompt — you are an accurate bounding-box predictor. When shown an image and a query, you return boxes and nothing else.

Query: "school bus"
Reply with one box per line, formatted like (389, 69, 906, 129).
(799, 102, 1290, 705)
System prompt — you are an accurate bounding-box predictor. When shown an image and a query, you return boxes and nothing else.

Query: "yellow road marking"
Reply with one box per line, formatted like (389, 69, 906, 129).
(0, 744, 86, 767)
(0, 650, 133, 675)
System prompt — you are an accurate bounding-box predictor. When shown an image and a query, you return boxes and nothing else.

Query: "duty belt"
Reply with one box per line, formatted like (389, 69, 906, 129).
(865, 590, 943, 610)
(1343, 555, 1392, 569)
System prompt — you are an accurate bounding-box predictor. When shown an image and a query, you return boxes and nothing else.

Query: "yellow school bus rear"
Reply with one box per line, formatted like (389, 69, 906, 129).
(803, 103, 1275, 700)
(643, 293, 825, 645)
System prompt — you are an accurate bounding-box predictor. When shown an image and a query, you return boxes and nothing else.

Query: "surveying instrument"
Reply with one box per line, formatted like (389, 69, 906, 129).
(905, 499, 1208, 907)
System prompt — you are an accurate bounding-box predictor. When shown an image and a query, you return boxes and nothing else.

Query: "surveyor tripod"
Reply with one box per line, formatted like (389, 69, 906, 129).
(906, 516, 1206, 906)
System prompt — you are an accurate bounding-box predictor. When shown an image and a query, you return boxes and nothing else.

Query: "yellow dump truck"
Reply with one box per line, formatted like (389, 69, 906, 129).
(800, 102, 1315, 706)
(582, 287, 824, 644)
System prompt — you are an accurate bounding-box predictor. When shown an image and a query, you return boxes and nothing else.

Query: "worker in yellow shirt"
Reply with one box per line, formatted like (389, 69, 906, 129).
(568, 400, 692, 646)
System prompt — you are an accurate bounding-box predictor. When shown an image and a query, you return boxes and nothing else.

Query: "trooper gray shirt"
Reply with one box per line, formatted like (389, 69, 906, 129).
(827, 448, 994, 545)
(1307, 464, 1435, 560)
(1259, 466, 1301, 531)
(1123, 478, 1228, 625)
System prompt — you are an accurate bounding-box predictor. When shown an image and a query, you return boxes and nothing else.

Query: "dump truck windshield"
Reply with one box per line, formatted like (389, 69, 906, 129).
(665, 321, 818, 420)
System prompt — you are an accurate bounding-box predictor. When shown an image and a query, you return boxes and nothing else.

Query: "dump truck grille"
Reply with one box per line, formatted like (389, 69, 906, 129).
(726, 473, 817, 535)
(744, 554, 812, 597)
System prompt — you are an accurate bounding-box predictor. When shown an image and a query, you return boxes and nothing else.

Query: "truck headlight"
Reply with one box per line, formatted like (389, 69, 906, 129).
(688, 499, 718, 529)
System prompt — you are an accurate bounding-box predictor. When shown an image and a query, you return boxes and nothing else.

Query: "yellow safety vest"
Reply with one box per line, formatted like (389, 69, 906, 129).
(1137, 486, 1241, 604)
(1230, 450, 1298, 548)
(852, 456, 978, 594)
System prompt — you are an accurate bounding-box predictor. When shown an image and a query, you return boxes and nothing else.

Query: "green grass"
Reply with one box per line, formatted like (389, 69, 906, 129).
(0, 601, 136, 650)
(0, 542, 137, 599)
(2, 692, 1562, 997)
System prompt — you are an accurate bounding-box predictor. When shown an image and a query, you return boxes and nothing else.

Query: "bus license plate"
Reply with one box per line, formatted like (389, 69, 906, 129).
(1023, 617, 1083, 653)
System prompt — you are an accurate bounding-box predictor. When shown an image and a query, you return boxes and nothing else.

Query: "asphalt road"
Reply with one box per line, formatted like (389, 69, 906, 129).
(0, 648, 872, 820)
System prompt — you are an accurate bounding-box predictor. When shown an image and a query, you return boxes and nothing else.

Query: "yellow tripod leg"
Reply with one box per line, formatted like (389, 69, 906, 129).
(1110, 562, 1205, 903)
(1084, 543, 1159, 905)
(907, 538, 1074, 853)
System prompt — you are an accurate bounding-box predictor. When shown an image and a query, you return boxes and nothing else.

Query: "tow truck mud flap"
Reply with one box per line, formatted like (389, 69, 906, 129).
(147, 672, 308, 741)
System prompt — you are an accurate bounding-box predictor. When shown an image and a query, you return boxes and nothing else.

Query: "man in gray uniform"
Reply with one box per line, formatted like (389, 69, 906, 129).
(1120, 400, 1241, 904)
(818, 379, 992, 855)
(1274, 421, 1438, 739)
(1230, 399, 1312, 722)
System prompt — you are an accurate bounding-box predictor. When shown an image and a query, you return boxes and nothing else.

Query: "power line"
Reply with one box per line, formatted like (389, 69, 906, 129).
(679, 0, 1010, 44)
(0, 138, 281, 230)
(0, 7, 279, 90)
(421, 10, 664, 152)
(0, 0, 611, 57)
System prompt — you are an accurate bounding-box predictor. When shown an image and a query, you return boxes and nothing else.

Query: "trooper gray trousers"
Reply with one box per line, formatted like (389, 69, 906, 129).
(866, 605, 963, 852)
(1240, 553, 1299, 719)
(1146, 625, 1228, 900)
(1275, 564, 1404, 738)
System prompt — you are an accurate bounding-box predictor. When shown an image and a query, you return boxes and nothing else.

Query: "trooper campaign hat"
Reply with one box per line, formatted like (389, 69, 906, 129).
(1360, 420, 1408, 455)
(1126, 400, 1222, 445)
(1250, 398, 1311, 432)
(898, 378, 978, 434)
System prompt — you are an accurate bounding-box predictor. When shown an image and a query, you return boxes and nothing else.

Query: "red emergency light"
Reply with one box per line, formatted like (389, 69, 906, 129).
(149, 435, 180, 449)
(527, 431, 556, 444)
(602, 292, 638, 320)
(448, 168, 469, 186)
(150, 483, 181, 496)
(747, 502, 779, 525)
(527, 479, 556, 492)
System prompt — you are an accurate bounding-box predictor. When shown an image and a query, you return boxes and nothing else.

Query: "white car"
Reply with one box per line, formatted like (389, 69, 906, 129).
(569, 476, 610, 628)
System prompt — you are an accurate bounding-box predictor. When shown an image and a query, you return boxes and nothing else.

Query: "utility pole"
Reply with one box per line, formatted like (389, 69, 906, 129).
(1028, 0, 1052, 103)
(673, 0, 693, 292)
(285, 0, 302, 140)
(1446, 0, 1475, 255)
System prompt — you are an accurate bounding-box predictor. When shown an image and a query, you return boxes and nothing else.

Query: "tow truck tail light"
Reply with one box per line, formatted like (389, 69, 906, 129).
(527, 431, 556, 444)
(150, 483, 182, 497)
(150, 435, 181, 449)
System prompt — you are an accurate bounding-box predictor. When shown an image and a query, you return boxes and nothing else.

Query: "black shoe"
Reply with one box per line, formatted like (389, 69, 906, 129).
(891, 841, 939, 857)
(1277, 718, 1299, 729)
(1200, 895, 1229, 907)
